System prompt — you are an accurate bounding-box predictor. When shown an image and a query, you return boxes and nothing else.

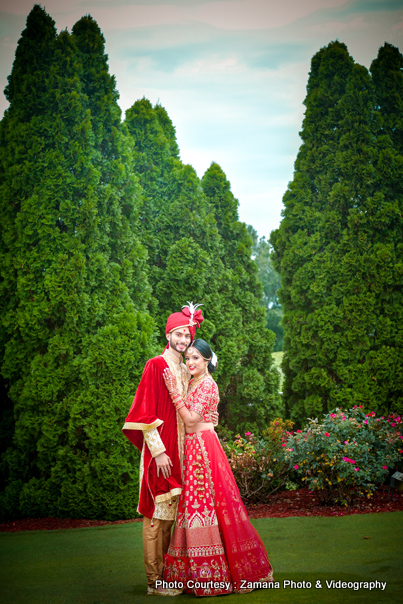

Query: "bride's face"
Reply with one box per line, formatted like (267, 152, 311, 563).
(185, 347, 207, 378)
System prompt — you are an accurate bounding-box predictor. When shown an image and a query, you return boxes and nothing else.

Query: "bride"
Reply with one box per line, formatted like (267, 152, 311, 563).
(162, 338, 273, 596)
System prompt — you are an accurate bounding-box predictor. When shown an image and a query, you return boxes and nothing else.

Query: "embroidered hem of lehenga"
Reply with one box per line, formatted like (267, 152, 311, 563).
(164, 431, 231, 596)
(163, 429, 273, 596)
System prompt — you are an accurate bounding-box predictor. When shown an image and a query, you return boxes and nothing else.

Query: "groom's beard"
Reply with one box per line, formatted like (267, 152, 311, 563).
(168, 336, 188, 354)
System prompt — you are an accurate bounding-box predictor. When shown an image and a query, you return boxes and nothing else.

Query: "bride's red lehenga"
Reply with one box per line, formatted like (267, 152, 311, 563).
(163, 376, 273, 596)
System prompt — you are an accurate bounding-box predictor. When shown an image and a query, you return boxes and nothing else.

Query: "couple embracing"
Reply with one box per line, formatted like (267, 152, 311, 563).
(123, 303, 273, 596)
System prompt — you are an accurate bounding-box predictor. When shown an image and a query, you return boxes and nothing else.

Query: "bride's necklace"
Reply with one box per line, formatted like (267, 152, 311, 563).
(189, 372, 209, 390)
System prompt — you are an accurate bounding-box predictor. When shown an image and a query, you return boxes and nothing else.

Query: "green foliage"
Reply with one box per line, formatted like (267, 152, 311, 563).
(286, 407, 403, 505)
(125, 101, 281, 433)
(222, 418, 294, 502)
(0, 7, 154, 521)
(271, 41, 403, 424)
(248, 226, 283, 351)
(201, 163, 282, 430)
(370, 42, 403, 154)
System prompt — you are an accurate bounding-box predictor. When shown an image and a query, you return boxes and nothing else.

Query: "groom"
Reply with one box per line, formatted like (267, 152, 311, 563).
(123, 303, 204, 595)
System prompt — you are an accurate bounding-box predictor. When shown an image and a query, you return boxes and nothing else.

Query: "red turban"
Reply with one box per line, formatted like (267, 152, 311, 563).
(166, 302, 204, 340)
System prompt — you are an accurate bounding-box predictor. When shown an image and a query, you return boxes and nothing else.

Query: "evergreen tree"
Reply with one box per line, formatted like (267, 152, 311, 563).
(369, 43, 403, 415)
(0, 7, 154, 520)
(125, 103, 281, 432)
(201, 163, 281, 429)
(0, 5, 58, 500)
(71, 16, 149, 299)
(370, 43, 403, 154)
(125, 98, 221, 321)
(271, 41, 403, 423)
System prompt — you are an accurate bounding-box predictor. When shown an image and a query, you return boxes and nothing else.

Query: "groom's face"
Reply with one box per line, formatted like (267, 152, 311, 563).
(167, 327, 191, 353)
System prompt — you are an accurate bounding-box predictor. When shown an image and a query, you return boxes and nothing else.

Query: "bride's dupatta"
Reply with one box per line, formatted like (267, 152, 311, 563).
(199, 430, 273, 591)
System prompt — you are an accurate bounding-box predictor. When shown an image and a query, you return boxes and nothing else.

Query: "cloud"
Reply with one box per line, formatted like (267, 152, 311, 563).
(1, 0, 402, 238)
(191, 0, 352, 31)
(311, 15, 370, 33)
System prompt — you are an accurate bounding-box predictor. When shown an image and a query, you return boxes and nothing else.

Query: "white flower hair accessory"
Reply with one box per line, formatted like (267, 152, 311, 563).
(211, 351, 218, 367)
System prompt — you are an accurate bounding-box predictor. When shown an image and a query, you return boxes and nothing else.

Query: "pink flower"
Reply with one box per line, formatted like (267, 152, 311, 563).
(400, 436, 403, 440)
(245, 432, 251, 436)
(364, 420, 368, 424)
(376, 419, 380, 421)
(344, 441, 348, 444)
(354, 468, 359, 472)
(398, 449, 403, 454)
(324, 432, 330, 437)
(359, 405, 363, 408)
(391, 423, 396, 427)
(282, 443, 286, 447)
(382, 466, 388, 470)
(297, 430, 301, 433)
(381, 417, 384, 419)
(351, 460, 356, 464)
(342, 457, 350, 463)
(289, 448, 293, 451)
(357, 425, 361, 428)
(294, 464, 299, 470)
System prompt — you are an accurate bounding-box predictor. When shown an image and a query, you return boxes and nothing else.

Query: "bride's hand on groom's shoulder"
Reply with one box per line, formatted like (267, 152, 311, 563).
(163, 368, 178, 394)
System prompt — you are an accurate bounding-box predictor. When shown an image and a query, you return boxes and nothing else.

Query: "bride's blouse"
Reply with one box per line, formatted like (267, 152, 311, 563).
(186, 375, 219, 422)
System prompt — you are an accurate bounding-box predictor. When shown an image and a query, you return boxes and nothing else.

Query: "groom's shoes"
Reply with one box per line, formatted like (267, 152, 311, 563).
(146, 585, 182, 596)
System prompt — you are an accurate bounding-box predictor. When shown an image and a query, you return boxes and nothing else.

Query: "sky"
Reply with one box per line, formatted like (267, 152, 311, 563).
(1, 0, 402, 240)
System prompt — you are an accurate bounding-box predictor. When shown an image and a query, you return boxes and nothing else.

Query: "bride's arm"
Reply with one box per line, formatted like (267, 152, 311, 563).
(174, 399, 203, 429)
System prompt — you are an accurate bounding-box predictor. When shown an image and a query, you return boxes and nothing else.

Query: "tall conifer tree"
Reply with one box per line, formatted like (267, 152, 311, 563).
(201, 163, 281, 428)
(370, 43, 403, 154)
(0, 6, 154, 520)
(0, 4, 58, 498)
(271, 41, 403, 423)
(125, 103, 280, 432)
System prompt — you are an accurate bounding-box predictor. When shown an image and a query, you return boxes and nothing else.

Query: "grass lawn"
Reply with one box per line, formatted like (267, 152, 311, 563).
(1, 512, 402, 604)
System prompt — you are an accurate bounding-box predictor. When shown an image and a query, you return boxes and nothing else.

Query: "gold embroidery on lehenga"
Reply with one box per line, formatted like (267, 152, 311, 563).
(163, 373, 273, 596)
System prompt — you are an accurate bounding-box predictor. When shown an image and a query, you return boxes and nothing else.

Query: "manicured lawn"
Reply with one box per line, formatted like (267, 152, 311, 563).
(1, 512, 401, 604)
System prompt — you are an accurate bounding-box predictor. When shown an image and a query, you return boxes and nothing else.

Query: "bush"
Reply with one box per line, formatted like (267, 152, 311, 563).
(222, 418, 294, 503)
(285, 407, 402, 505)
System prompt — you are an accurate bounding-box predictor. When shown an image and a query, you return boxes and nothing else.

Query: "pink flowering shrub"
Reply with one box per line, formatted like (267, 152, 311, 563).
(222, 418, 294, 503)
(285, 407, 402, 505)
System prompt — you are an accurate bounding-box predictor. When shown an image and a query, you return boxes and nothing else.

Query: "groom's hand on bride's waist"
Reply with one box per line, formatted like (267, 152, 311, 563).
(211, 412, 219, 426)
(155, 452, 173, 479)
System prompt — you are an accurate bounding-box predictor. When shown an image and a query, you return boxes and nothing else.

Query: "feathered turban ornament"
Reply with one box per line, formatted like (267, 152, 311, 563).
(166, 301, 204, 340)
